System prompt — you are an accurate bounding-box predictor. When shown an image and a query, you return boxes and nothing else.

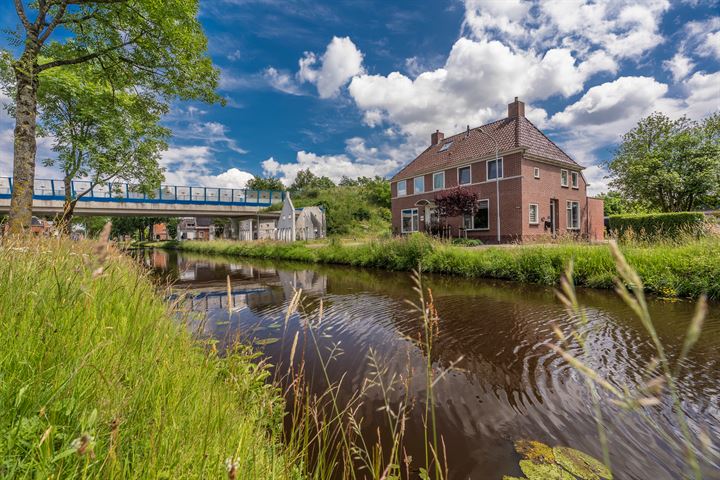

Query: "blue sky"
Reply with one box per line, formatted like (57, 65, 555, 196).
(2, 0, 719, 194)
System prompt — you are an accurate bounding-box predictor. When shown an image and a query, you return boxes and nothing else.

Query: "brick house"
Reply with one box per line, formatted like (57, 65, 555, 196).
(390, 98, 604, 243)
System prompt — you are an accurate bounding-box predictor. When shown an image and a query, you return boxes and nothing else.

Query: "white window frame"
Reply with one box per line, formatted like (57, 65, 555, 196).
(432, 171, 445, 191)
(529, 203, 539, 225)
(487, 158, 504, 180)
(414, 176, 425, 194)
(458, 165, 472, 185)
(566, 201, 580, 230)
(464, 199, 490, 230)
(561, 169, 569, 187)
(533, 167, 540, 179)
(401, 208, 419, 233)
(571, 171, 579, 189)
(397, 180, 407, 197)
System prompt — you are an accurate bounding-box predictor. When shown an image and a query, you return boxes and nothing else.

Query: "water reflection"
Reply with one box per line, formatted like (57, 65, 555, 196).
(136, 249, 720, 479)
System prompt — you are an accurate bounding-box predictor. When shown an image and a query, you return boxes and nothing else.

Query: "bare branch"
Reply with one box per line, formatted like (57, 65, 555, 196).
(38, 0, 69, 44)
(14, 0, 32, 31)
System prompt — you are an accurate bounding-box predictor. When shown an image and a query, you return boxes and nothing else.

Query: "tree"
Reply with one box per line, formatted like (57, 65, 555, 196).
(290, 169, 335, 195)
(110, 216, 162, 241)
(38, 65, 169, 232)
(607, 112, 720, 212)
(3, 0, 220, 233)
(435, 187, 478, 219)
(596, 190, 652, 216)
(246, 176, 285, 191)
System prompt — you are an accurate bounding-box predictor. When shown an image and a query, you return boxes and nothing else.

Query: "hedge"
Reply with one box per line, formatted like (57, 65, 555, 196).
(608, 212, 707, 239)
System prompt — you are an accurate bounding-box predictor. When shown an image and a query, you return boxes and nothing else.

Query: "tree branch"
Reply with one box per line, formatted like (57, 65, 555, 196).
(38, 0, 69, 44)
(14, 0, 32, 31)
(37, 34, 141, 71)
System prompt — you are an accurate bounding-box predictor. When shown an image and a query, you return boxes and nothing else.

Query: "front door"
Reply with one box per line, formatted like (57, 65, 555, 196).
(549, 200, 557, 237)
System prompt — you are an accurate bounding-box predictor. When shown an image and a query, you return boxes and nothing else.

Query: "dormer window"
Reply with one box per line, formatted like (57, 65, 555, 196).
(439, 141, 453, 152)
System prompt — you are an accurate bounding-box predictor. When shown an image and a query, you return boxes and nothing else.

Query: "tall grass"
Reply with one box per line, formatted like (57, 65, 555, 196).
(0, 235, 294, 479)
(145, 234, 720, 299)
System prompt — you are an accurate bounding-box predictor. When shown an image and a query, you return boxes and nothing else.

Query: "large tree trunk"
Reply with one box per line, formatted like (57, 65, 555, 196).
(8, 54, 39, 234)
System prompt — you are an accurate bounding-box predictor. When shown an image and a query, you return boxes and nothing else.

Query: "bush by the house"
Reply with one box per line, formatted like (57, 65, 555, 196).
(608, 212, 707, 239)
(451, 237, 483, 247)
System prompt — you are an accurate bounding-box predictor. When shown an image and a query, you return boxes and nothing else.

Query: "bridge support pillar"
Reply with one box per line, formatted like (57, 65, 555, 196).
(230, 218, 240, 240)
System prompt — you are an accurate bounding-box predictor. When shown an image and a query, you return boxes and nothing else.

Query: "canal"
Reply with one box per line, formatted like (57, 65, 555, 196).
(136, 248, 719, 479)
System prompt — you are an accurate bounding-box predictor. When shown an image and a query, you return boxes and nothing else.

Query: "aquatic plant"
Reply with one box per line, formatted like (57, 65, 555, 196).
(504, 439, 612, 480)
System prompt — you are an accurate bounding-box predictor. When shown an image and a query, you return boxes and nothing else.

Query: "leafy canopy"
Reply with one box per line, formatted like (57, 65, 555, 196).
(607, 112, 720, 212)
(38, 64, 169, 197)
(246, 176, 285, 191)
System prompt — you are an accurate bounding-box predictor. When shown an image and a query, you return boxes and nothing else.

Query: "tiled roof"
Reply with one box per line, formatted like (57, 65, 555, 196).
(391, 116, 579, 181)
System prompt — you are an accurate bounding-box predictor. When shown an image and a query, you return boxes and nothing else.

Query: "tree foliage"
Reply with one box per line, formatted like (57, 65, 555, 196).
(246, 176, 285, 191)
(290, 169, 335, 196)
(435, 187, 478, 219)
(4, 0, 220, 232)
(38, 64, 169, 230)
(607, 112, 720, 212)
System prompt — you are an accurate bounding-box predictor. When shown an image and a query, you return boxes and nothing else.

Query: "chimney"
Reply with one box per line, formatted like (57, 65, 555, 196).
(431, 129, 444, 146)
(508, 97, 525, 118)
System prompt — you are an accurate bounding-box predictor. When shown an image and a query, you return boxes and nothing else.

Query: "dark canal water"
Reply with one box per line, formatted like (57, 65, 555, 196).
(137, 249, 720, 479)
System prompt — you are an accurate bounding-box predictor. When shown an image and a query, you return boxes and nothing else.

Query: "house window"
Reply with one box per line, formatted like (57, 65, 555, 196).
(571, 171, 579, 189)
(533, 167, 540, 179)
(567, 201, 580, 230)
(529, 203, 539, 224)
(414, 176, 425, 194)
(433, 171, 445, 190)
(397, 180, 407, 197)
(487, 158, 503, 180)
(464, 199, 490, 230)
(561, 169, 569, 187)
(458, 166, 471, 185)
(439, 141, 453, 152)
(401, 208, 419, 233)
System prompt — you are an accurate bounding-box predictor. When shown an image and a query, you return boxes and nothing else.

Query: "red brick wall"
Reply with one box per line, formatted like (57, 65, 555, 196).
(587, 197, 605, 241)
(391, 152, 589, 243)
(520, 158, 587, 240)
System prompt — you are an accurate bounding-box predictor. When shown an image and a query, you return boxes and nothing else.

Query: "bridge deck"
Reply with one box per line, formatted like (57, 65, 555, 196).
(0, 177, 285, 217)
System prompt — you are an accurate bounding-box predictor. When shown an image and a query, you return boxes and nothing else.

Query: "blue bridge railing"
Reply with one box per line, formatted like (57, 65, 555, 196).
(0, 177, 285, 207)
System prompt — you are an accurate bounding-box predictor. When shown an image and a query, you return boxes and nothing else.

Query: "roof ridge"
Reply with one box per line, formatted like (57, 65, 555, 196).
(441, 117, 510, 142)
(519, 116, 578, 165)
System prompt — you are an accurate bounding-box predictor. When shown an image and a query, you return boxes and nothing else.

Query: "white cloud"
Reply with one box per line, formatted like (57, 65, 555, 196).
(263, 67, 303, 95)
(463, 0, 670, 61)
(261, 137, 401, 186)
(698, 30, 720, 60)
(297, 36, 364, 98)
(160, 146, 255, 188)
(348, 37, 614, 144)
(662, 53, 695, 81)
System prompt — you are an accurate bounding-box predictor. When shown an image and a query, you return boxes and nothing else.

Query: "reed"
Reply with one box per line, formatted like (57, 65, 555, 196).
(0, 235, 293, 479)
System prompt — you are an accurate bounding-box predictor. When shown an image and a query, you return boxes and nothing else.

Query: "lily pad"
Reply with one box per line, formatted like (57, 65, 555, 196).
(519, 460, 575, 480)
(553, 446, 612, 480)
(515, 439, 555, 464)
(254, 337, 280, 346)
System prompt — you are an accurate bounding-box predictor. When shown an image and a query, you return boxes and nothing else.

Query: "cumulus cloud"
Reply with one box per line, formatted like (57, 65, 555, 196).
(261, 137, 401, 186)
(263, 67, 303, 95)
(297, 36, 364, 98)
(463, 0, 670, 60)
(348, 37, 614, 144)
(663, 53, 695, 81)
(160, 146, 255, 188)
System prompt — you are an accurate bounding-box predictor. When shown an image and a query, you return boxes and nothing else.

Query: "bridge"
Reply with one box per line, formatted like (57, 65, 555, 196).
(0, 177, 285, 218)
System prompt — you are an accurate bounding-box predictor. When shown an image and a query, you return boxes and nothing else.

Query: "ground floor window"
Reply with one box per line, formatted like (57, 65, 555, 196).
(463, 199, 490, 230)
(401, 208, 419, 233)
(567, 201, 580, 229)
(529, 203, 539, 224)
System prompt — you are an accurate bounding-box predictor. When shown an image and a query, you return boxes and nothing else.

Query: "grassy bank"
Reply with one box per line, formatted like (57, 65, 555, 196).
(144, 236, 720, 299)
(0, 237, 293, 478)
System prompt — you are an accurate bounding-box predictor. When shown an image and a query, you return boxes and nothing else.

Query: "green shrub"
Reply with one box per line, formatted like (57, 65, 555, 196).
(608, 212, 707, 240)
(451, 238, 483, 247)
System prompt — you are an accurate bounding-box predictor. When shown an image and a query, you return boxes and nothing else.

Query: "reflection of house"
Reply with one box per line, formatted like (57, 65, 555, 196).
(390, 98, 604, 243)
(178, 217, 215, 241)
